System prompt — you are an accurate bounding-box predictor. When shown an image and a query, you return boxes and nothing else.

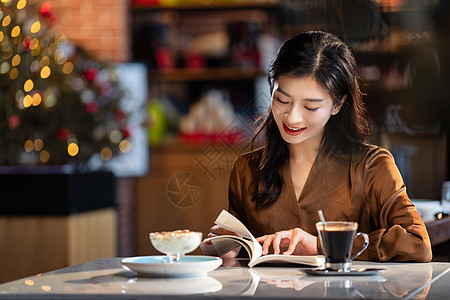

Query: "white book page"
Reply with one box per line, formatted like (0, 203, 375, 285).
(214, 210, 262, 262)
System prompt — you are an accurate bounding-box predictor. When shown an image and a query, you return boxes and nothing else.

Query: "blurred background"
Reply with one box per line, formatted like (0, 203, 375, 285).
(1, 0, 449, 283)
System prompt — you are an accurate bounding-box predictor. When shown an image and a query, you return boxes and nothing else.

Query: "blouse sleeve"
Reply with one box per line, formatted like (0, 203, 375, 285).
(362, 147, 432, 262)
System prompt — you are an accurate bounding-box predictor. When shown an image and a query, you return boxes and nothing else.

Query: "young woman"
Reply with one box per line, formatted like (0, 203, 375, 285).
(209, 31, 432, 262)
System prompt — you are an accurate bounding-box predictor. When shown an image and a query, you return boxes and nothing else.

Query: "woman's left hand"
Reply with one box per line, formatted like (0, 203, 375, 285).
(256, 228, 318, 256)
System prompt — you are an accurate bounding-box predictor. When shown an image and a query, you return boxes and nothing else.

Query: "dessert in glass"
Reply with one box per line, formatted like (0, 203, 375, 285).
(149, 230, 202, 263)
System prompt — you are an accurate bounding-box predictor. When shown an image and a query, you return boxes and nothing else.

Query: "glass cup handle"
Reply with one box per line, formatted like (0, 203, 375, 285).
(350, 232, 369, 261)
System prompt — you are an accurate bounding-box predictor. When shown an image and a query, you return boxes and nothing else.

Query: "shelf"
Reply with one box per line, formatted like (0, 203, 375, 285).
(148, 67, 265, 82)
(132, 0, 278, 11)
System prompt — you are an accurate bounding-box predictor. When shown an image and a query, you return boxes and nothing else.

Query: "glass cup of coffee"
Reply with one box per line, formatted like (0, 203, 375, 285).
(316, 221, 369, 272)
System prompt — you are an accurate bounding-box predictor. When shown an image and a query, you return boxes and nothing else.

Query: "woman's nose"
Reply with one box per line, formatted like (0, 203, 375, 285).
(285, 105, 303, 123)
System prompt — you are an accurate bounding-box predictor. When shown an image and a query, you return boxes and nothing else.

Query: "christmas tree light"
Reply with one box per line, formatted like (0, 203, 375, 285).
(0, 0, 130, 166)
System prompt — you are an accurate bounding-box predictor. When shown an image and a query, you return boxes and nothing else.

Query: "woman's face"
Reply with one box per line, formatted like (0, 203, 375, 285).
(271, 75, 341, 147)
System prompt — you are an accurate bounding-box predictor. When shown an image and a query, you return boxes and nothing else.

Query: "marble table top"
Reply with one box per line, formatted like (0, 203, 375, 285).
(0, 257, 448, 299)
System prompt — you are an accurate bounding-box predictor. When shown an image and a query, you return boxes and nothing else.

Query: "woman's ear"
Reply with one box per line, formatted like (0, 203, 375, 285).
(332, 95, 347, 115)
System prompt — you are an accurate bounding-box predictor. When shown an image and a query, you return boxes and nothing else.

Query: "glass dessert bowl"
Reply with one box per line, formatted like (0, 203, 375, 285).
(149, 230, 202, 262)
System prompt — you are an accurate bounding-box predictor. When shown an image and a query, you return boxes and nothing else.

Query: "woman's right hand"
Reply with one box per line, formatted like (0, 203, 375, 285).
(208, 225, 241, 258)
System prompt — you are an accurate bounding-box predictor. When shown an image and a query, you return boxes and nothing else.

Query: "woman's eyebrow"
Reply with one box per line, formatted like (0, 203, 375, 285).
(276, 87, 292, 98)
(276, 87, 327, 102)
(305, 98, 326, 103)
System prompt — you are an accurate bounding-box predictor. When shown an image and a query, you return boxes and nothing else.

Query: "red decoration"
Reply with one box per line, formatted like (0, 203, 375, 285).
(122, 127, 131, 138)
(115, 110, 126, 123)
(57, 128, 69, 141)
(86, 101, 98, 113)
(40, 2, 53, 18)
(8, 115, 20, 129)
(22, 36, 31, 51)
(84, 68, 98, 82)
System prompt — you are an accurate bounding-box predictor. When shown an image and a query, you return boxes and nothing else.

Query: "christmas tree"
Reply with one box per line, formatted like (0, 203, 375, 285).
(0, 0, 130, 167)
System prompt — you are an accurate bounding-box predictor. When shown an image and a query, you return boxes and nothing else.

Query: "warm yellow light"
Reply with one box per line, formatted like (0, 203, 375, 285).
(12, 54, 21, 67)
(30, 38, 39, 49)
(32, 93, 42, 106)
(119, 139, 132, 153)
(17, 0, 26, 9)
(24, 79, 33, 92)
(62, 61, 74, 74)
(41, 286, 51, 292)
(11, 25, 20, 37)
(0, 31, 4, 42)
(24, 140, 33, 152)
(100, 148, 113, 161)
(2, 15, 11, 27)
(40, 66, 51, 79)
(24, 280, 34, 286)
(67, 143, 79, 156)
(23, 94, 32, 107)
(31, 21, 40, 34)
(40, 150, 50, 163)
(34, 138, 44, 151)
(9, 67, 19, 80)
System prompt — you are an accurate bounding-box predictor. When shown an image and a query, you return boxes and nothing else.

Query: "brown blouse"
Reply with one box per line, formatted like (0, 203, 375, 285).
(228, 145, 432, 262)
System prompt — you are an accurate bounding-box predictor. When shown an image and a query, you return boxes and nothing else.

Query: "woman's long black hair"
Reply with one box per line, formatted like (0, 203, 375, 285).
(249, 31, 372, 208)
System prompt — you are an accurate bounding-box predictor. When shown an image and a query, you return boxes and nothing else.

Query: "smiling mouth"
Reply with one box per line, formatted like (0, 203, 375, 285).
(283, 123, 305, 135)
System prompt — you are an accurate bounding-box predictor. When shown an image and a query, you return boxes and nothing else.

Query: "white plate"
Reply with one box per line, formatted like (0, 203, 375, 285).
(121, 255, 223, 278)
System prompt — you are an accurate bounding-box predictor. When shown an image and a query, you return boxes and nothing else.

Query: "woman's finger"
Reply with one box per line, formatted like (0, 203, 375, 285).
(262, 235, 274, 255)
(283, 228, 302, 255)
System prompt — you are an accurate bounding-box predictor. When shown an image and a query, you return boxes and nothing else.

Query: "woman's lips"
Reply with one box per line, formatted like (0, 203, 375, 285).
(283, 123, 305, 136)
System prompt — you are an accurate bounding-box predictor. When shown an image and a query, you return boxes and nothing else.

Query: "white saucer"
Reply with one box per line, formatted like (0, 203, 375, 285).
(121, 255, 223, 278)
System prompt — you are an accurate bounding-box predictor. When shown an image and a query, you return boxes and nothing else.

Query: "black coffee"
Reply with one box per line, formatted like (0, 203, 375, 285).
(319, 230, 356, 263)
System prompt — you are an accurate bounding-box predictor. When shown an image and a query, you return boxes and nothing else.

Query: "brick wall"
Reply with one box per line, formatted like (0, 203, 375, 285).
(50, 0, 130, 62)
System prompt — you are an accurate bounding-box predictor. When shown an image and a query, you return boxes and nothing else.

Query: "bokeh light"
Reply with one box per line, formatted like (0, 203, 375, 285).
(23, 94, 32, 107)
(24, 139, 33, 152)
(9, 67, 19, 79)
(100, 148, 112, 161)
(32, 93, 41, 106)
(12, 54, 21, 66)
(11, 25, 20, 37)
(62, 61, 74, 74)
(67, 143, 79, 156)
(40, 66, 51, 79)
(40, 150, 50, 163)
(24, 79, 33, 92)
(2, 15, 11, 27)
(119, 139, 132, 153)
(34, 138, 44, 151)
(17, 0, 26, 10)
(31, 21, 40, 34)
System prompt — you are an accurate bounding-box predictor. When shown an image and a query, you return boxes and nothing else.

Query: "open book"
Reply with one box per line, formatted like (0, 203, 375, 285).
(200, 210, 325, 268)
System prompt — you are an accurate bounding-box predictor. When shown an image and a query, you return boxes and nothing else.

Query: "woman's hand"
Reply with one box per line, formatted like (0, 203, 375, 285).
(208, 225, 241, 258)
(208, 225, 238, 238)
(256, 228, 318, 256)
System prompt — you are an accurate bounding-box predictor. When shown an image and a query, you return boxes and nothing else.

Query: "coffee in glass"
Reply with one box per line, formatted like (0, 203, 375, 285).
(316, 221, 369, 272)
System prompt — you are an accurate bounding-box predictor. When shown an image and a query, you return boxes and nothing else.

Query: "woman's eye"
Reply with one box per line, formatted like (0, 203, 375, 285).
(276, 97, 288, 104)
(305, 106, 319, 111)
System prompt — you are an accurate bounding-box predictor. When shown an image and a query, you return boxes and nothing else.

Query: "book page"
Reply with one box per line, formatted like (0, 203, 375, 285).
(214, 210, 262, 262)
(249, 254, 325, 268)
